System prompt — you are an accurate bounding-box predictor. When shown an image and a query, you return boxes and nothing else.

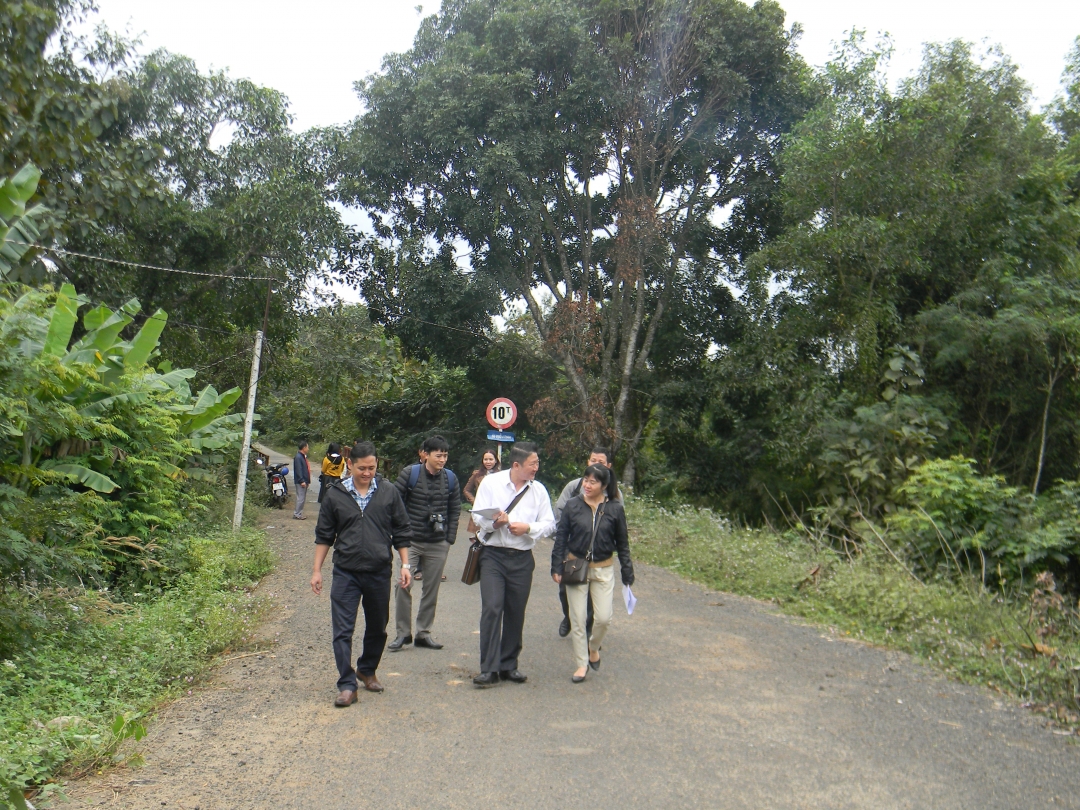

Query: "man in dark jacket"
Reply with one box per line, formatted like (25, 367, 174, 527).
(293, 441, 311, 520)
(387, 435, 461, 651)
(311, 441, 413, 707)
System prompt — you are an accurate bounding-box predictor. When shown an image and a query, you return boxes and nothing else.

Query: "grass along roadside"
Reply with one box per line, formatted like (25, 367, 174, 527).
(0, 526, 275, 808)
(626, 497, 1080, 731)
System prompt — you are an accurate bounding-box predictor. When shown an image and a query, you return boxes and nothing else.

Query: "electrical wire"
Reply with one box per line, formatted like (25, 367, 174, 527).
(9, 240, 276, 281)
(365, 304, 489, 338)
(167, 320, 244, 336)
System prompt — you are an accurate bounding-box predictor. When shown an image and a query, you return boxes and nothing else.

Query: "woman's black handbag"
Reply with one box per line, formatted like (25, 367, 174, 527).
(562, 553, 589, 584)
(562, 504, 604, 586)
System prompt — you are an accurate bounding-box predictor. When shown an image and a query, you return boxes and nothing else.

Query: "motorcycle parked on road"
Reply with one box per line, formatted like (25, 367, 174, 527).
(255, 454, 290, 508)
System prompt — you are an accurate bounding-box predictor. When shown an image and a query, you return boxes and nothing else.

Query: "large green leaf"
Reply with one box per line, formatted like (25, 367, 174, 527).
(76, 308, 133, 353)
(41, 283, 81, 357)
(79, 391, 149, 417)
(150, 367, 197, 396)
(46, 463, 120, 493)
(0, 163, 47, 280)
(125, 310, 168, 368)
(8, 163, 42, 202)
(81, 304, 113, 332)
(0, 163, 40, 218)
(183, 386, 243, 433)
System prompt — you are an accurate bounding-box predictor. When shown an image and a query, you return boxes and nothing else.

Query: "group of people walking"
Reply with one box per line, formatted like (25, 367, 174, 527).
(307, 437, 634, 707)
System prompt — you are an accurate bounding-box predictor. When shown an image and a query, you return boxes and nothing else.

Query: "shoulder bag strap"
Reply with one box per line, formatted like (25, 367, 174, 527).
(505, 484, 531, 515)
(586, 503, 604, 560)
(479, 484, 531, 544)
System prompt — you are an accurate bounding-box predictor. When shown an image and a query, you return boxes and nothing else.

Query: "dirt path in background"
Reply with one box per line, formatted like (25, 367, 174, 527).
(61, 452, 1080, 809)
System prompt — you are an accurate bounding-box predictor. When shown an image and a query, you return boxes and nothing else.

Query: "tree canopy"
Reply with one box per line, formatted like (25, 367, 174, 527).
(343, 0, 815, 478)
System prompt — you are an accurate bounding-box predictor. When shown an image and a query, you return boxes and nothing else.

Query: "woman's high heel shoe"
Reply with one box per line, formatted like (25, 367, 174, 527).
(572, 669, 587, 683)
(589, 652, 601, 671)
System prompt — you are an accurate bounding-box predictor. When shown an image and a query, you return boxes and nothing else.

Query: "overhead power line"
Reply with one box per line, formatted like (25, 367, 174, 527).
(9, 240, 276, 281)
(366, 304, 489, 338)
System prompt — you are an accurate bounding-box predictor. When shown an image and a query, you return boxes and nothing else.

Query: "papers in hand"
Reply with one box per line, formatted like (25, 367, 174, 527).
(623, 584, 637, 615)
(471, 507, 501, 520)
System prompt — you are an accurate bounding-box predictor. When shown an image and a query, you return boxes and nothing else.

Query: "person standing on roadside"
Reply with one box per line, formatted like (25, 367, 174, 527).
(553, 448, 618, 637)
(464, 448, 501, 505)
(319, 442, 346, 504)
(311, 441, 413, 707)
(463, 447, 501, 540)
(293, 441, 311, 520)
(470, 442, 555, 687)
(552, 463, 633, 683)
(387, 435, 461, 652)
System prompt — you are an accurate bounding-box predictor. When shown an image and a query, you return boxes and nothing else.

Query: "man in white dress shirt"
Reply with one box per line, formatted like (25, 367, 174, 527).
(469, 442, 556, 687)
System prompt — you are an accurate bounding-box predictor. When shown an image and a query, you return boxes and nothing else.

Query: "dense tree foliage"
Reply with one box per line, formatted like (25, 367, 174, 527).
(1, 0, 362, 395)
(343, 0, 815, 479)
(653, 37, 1080, 537)
(260, 304, 568, 481)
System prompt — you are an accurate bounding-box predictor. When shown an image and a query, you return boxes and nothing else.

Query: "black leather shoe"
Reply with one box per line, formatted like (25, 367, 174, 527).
(387, 635, 412, 652)
(414, 635, 444, 650)
(499, 669, 527, 683)
(558, 618, 570, 637)
(473, 672, 499, 688)
(571, 673, 586, 684)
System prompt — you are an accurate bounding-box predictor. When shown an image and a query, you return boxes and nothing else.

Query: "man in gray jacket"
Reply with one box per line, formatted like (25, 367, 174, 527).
(311, 442, 412, 707)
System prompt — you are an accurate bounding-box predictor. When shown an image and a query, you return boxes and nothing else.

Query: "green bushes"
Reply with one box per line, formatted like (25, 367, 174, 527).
(890, 457, 1080, 584)
(0, 527, 274, 805)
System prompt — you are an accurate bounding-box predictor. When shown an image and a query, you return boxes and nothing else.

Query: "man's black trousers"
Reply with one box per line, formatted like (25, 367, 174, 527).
(478, 546, 534, 674)
(331, 564, 391, 691)
(559, 580, 594, 634)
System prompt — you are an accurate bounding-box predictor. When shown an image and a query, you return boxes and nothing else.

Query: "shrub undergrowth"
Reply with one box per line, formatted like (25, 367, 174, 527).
(627, 497, 1080, 727)
(0, 526, 274, 806)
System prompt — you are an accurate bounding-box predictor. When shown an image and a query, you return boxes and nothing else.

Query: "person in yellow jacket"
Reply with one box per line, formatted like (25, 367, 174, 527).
(319, 442, 346, 503)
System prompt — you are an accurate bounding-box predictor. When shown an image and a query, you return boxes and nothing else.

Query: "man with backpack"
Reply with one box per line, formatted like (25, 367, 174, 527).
(387, 435, 462, 651)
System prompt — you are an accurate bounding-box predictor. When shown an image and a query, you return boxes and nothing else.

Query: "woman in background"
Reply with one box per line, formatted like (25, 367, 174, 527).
(318, 442, 346, 503)
(551, 463, 633, 683)
(463, 448, 501, 539)
(463, 448, 500, 504)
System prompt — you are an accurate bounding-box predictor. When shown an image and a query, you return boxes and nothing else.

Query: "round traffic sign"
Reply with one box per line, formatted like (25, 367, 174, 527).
(486, 397, 517, 429)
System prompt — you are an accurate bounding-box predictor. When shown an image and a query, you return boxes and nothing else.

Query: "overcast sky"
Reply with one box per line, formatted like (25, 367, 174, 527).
(91, 0, 1079, 133)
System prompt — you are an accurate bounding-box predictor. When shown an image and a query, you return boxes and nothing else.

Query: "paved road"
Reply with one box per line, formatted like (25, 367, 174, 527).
(65, 453, 1080, 809)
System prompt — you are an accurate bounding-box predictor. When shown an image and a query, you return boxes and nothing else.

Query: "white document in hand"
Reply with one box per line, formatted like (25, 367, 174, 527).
(623, 584, 637, 615)
(471, 507, 501, 520)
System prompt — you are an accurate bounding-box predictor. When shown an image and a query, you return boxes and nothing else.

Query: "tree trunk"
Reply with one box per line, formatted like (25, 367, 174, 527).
(621, 452, 636, 492)
(1033, 367, 1059, 495)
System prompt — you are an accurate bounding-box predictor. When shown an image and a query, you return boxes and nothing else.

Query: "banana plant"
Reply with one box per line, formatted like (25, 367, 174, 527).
(7, 284, 245, 493)
(0, 163, 49, 282)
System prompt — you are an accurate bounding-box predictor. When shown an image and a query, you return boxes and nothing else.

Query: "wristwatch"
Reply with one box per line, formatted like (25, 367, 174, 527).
(401, 564, 412, 570)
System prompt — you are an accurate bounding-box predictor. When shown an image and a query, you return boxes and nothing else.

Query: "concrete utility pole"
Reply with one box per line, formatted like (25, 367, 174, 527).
(232, 279, 273, 531)
(231, 329, 264, 531)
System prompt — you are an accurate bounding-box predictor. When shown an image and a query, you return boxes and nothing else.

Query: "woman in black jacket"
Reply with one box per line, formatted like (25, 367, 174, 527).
(552, 463, 634, 683)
